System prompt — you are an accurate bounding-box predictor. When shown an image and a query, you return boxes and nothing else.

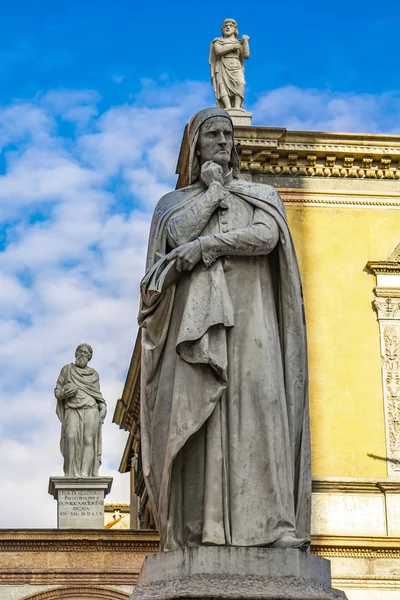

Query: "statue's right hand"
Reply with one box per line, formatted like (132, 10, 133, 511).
(200, 161, 225, 188)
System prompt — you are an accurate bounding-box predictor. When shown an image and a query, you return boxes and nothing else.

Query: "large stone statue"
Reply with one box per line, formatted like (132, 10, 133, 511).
(209, 19, 250, 110)
(54, 343, 107, 478)
(139, 107, 311, 552)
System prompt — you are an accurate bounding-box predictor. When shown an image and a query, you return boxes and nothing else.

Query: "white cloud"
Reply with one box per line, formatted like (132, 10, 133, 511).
(40, 88, 100, 127)
(252, 85, 400, 133)
(0, 103, 54, 150)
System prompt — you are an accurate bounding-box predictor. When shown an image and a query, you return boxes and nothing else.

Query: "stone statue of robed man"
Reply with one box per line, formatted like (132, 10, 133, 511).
(55, 344, 107, 478)
(139, 107, 311, 552)
(209, 18, 250, 110)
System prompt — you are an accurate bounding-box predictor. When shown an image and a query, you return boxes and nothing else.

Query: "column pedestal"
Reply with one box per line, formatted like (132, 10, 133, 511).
(49, 476, 113, 529)
(129, 547, 347, 600)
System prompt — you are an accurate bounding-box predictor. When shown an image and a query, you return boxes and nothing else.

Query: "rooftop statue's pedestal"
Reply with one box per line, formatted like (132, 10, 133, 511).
(226, 108, 252, 126)
(49, 476, 113, 529)
(130, 547, 347, 600)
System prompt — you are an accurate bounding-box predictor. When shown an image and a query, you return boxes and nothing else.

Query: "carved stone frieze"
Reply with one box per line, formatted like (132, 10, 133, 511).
(382, 325, 400, 472)
(233, 127, 400, 181)
(237, 146, 400, 180)
(374, 298, 400, 319)
(368, 249, 400, 476)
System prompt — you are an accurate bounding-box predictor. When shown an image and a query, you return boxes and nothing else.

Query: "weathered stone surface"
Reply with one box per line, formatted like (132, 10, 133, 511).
(140, 108, 311, 552)
(49, 477, 112, 529)
(140, 547, 330, 584)
(130, 547, 347, 600)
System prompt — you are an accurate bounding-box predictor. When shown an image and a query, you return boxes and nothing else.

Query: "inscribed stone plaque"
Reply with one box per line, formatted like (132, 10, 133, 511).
(58, 488, 104, 528)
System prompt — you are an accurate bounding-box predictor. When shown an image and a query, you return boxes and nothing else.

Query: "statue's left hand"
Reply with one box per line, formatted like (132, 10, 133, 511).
(166, 240, 202, 272)
(242, 35, 250, 40)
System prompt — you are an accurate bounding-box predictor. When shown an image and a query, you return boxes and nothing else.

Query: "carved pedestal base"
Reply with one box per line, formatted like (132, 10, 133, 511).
(226, 108, 252, 126)
(129, 547, 347, 600)
(49, 476, 113, 529)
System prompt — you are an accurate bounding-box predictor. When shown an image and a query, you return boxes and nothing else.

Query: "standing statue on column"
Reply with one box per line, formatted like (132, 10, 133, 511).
(139, 107, 311, 551)
(209, 19, 250, 110)
(55, 344, 107, 477)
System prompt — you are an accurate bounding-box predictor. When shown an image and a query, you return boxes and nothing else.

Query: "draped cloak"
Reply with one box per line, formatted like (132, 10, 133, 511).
(139, 177, 311, 550)
(55, 363, 105, 477)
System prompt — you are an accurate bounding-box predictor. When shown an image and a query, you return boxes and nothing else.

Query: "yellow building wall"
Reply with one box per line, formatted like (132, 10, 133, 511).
(285, 202, 399, 479)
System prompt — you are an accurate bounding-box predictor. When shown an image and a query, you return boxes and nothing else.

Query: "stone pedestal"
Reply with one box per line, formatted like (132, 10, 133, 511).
(130, 547, 347, 600)
(49, 476, 112, 529)
(226, 108, 252, 126)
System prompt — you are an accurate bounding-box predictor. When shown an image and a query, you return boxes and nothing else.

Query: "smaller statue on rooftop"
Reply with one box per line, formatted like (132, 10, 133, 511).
(209, 18, 250, 111)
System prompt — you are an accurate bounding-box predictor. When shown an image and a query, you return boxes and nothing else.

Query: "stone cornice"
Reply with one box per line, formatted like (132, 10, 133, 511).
(0, 529, 159, 553)
(113, 331, 141, 474)
(367, 261, 400, 275)
(312, 478, 400, 494)
(374, 288, 400, 298)
(0, 570, 138, 586)
(280, 188, 400, 208)
(311, 535, 400, 559)
(234, 126, 400, 181)
(113, 331, 141, 435)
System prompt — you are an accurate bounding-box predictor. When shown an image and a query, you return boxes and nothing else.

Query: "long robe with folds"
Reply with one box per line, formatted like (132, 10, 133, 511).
(139, 178, 311, 551)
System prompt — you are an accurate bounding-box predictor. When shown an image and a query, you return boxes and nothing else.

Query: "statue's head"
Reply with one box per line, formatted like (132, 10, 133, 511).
(177, 107, 240, 188)
(197, 116, 234, 169)
(222, 18, 238, 38)
(75, 343, 93, 368)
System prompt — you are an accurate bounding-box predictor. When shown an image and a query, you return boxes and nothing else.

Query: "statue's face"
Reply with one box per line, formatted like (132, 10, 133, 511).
(197, 117, 234, 168)
(222, 21, 236, 37)
(75, 346, 91, 368)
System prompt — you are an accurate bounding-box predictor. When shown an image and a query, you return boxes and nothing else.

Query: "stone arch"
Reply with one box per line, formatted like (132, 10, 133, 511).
(21, 587, 129, 600)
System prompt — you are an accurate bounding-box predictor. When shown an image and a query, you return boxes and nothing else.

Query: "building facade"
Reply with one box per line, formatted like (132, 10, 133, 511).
(0, 529, 159, 600)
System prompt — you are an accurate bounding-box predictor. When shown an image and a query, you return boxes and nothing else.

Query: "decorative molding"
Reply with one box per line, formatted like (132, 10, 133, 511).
(311, 478, 399, 494)
(368, 249, 400, 477)
(373, 298, 400, 319)
(0, 571, 138, 585)
(374, 287, 400, 298)
(381, 324, 400, 473)
(0, 540, 158, 553)
(278, 188, 400, 208)
(0, 529, 159, 553)
(20, 587, 129, 600)
(277, 197, 400, 209)
(311, 535, 400, 559)
(368, 262, 400, 276)
(234, 127, 400, 181)
(333, 579, 400, 591)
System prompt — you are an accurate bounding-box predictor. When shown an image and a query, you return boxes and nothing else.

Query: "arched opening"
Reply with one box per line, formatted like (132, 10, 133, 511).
(21, 586, 130, 600)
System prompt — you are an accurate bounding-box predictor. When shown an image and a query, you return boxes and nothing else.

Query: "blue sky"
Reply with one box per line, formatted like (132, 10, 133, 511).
(3, 0, 400, 106)
(1, 0, 400, 528)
